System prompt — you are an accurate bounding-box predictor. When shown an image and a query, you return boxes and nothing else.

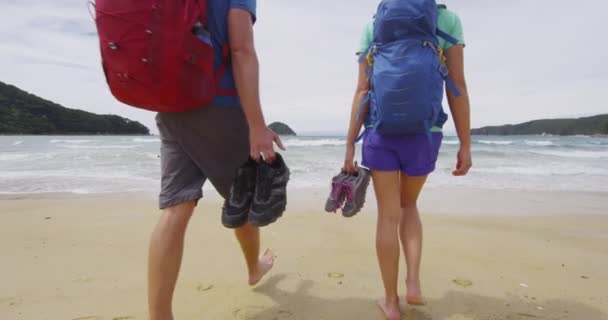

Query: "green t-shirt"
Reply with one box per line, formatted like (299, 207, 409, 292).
(357, 7, 465, 132)
(358, 7, 465, 54)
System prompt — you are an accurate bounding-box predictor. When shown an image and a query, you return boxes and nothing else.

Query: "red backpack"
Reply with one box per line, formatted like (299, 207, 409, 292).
(92, 0, 231, 112)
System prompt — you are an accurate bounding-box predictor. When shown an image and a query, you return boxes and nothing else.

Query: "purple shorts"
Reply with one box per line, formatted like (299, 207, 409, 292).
(362, 130, 443, 176)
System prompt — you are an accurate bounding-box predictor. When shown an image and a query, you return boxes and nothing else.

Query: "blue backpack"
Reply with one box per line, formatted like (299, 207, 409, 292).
(359, 0, 460, 137)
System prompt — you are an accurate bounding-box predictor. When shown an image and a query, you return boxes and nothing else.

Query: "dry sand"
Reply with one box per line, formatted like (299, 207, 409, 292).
(0, 194, 607, 320)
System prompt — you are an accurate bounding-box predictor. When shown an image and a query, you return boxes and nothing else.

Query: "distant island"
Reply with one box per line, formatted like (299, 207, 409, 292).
(472, 114, 608, 136)
(0, 81, 150, 135)
(269, 122, 296, 136)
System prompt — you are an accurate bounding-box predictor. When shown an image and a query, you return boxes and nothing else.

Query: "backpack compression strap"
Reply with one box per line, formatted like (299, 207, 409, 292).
(215, 45, 238, 96)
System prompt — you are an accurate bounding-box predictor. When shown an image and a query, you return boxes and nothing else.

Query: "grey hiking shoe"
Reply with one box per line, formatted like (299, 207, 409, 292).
(325, 171, 349, 213)
(249, 153, 290, 227)
(341, 167, 371, 217)
(222, 159, 257, 229)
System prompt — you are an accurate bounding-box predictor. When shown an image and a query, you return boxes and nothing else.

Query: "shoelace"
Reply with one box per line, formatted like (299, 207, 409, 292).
(330, 178, 343, 200)
(232, 168, 249, 202)
(342, 181, 354, 205)
(256, 167, 272, 201)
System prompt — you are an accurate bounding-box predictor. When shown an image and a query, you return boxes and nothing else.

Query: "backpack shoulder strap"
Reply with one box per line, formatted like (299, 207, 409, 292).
(436, 5, 460, 45)
(436, 28, 459, 45)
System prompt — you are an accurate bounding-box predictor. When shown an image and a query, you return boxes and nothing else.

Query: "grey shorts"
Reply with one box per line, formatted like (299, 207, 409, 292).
(156, 106, 249, 209)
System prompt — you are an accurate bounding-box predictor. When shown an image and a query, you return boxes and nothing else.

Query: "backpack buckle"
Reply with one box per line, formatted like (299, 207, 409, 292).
(423, 41, 440, 55)
(365, 47, 374, 65)
(365, 45, 378, 65)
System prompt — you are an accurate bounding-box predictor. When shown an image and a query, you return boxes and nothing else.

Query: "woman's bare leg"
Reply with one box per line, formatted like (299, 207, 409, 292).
(371, 170, 403, 320)
(398, 174, 428, 304)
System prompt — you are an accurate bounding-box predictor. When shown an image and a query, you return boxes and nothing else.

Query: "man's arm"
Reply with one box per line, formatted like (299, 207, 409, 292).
(228, 8, 283, 162)
(445, 44, 472, 176)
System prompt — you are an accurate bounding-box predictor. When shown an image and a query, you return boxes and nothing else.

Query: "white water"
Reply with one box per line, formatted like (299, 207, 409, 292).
(1, 135, 607, 194)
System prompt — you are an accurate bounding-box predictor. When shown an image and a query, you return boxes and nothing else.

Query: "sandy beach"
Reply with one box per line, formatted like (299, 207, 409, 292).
(1, 190, 607, 320)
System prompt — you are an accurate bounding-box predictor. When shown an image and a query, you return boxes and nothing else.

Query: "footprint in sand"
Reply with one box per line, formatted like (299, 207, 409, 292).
(74, 276, 94, 283)
(1, 297, 23, 307)
(276, 310, 294, 318)
(196, 284, 214, 292)
(515, 313, 538, 318)
(234, 306, 265, 319)
(452, 278, 473, 288)
(328, 272, 344, 279)
(233, 306, 293, 320)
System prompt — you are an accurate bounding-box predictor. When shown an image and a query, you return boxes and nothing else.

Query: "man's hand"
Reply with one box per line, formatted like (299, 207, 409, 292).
(249, 125, 285, 163)
(453, 146, 472, 176)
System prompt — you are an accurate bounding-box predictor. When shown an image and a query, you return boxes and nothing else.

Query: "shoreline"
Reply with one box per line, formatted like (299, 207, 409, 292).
(1, 186, 606, 216)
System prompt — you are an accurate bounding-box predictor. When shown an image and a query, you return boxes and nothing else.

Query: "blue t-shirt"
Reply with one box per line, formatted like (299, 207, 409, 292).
(207, 0, 256, 107)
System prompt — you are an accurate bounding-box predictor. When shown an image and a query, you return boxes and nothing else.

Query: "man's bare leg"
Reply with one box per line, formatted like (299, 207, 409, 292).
(148, 201, 196, 320)
(234, 224, 274, 286)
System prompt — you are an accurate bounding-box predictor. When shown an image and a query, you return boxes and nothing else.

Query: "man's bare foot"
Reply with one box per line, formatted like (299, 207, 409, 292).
(377, 298, 401, 320)
(248, 249, 274, 286)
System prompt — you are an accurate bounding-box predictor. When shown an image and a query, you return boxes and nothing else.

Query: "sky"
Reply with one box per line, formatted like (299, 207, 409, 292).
(0, 0, 606, 135)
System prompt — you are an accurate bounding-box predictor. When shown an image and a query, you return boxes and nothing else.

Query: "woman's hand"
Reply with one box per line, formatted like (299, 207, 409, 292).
(343, 144, 358, 174)
(452, 146, 472, 176)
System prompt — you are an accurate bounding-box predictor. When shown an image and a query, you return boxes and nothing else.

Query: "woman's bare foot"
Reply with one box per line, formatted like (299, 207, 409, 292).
(248, 249, 275, 286)
(377, 297, 401, 320)
(406, 295, 426, 306)
(406, 279, 426, 305)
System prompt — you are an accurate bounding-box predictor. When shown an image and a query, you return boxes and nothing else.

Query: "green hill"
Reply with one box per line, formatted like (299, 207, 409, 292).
(472, 114, 608, 136)
(269, 122, 296, 136)
(0, 81, 149, 135)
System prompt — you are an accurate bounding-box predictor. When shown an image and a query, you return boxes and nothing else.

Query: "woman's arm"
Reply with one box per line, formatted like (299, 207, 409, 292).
(343, 61, 370, 173)
(444, 44, 472, 176)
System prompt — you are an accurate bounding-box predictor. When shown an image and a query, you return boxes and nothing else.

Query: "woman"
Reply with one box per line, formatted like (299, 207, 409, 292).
(343, 4, 472, 320)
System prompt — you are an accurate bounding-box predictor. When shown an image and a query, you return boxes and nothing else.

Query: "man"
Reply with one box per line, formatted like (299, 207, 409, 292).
(148, 1, 283, 319)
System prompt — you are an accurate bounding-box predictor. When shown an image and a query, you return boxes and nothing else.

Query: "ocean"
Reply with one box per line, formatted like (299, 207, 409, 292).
(1, 135, 607, 195)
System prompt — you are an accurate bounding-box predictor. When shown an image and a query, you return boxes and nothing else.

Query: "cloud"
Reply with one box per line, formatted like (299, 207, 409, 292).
(0, 0, 606, 135)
